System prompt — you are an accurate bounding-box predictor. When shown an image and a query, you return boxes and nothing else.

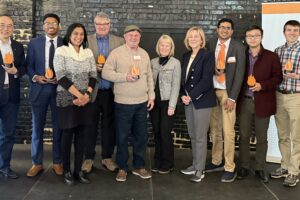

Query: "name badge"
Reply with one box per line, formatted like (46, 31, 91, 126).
(133, 55, 141, 60)
(227, 56, 236, 63)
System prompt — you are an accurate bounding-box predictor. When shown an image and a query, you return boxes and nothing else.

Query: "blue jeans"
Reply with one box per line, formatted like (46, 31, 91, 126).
(31, 85, 62, 165)
(115, 102, 148, 171)
(0, 94, 19, 170)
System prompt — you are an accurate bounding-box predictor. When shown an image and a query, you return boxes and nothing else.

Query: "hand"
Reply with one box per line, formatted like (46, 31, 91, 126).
(167, 108, 175, 116)
(284, 72, 300, 80)
(126, 73, 137, 82)
(250, 82, 262, 92)
(47, 77, 58, 84)
(34, 75, 48, 84)
(2, 64, 18, 75)
(96, 64, 103, 72)
(181, 95, 191, 105)
(73, 93, 90, 106)
(224, 98, 236, 112)
(147, 99, 154, 111)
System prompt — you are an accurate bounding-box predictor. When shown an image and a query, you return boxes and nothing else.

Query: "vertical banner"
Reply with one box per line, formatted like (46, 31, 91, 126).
(262, 2, 300, 163)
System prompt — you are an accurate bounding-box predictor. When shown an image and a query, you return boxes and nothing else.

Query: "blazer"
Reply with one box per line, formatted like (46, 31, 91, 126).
(206, 38, 246, 101)
(0, 39, 26, 104)
(180, 48, 216, 109)
(238, 47, 283, 117)
(26, 35, 63, 102)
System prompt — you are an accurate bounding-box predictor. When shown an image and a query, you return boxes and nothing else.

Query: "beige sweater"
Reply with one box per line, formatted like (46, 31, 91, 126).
(102, 44, 155, 104)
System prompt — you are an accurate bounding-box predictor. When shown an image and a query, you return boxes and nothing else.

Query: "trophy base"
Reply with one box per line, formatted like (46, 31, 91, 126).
(217, 69, 226, 73)
(5, 63, 13, 68)
(284, 70, 293, 74)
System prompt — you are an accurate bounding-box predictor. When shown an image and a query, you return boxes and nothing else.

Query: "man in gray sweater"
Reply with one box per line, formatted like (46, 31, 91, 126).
(102, 25, 155, 182)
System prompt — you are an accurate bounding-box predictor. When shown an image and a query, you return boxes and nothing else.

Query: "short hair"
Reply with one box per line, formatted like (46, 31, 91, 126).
(245, 25, 264, 36)
(283, 20, 300, 32)
(63, 23, 88, 49)
(184, 26, 206, 50)
(94, 12, 110, 23)
(155, 34, 175, 57)
(218, 18, 234, 30)
(0, 15, 14, 24)
(43, 13, 60, 24)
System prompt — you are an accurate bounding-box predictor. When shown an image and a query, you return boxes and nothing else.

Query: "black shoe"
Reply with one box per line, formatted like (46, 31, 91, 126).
(151, 167, 159, 173)
(158, 168, 174, 174)
(221, 171, 237, 183)
(237, 168, 249, 180)
(64, 171, 75, 185)
(0, 168, 18, 179)
(74, 171, 90, 184)
(255, 170, 269, 183)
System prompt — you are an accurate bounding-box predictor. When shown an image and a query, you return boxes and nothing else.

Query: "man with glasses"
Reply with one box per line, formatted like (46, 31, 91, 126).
(236, 25, 282, 183)
(205, 18, 245, 182)
(270, 20, 300, 187)
(0, 15, 25, 179)
(82, 12, 124, 173)
(26, 13, 63, 177)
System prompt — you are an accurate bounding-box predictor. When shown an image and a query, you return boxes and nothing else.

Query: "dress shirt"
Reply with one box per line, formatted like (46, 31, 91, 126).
(0, 38, 13, 86)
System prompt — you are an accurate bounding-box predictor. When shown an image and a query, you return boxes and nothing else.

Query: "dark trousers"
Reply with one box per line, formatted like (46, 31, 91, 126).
(61, 125, 86, 174)
(115, 102, 148, 171)
(84, 89, 115, 159)
(31, 85, 62, 165)
(238, 98, 270, 170)
(0, 90, 19, 170)
(150, 100, 174, 170)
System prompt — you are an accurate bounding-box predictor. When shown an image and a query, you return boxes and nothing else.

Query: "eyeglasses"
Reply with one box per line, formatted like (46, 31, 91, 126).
(218, 26, 232, 31)
(44, 22, 59, 27)
(0, 24, 13, 30)
(95, 23, 110, 26)
(246, 35, 261, 39)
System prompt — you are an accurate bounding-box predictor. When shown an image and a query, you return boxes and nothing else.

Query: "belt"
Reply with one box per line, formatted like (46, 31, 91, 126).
(99, 88, 112, 92)
(277, 90, 300, 94)
(3, 84, 9, 89)
(244, 95, 254, 100)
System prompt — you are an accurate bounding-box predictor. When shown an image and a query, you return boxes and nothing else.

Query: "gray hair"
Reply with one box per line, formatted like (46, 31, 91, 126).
(94, 12, 110, 23)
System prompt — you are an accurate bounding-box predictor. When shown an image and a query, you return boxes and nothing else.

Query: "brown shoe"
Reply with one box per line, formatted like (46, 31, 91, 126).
(52, 164, 63, 176)
(116, 169, 127, 182)
(102, 158, 117, 172)
(132, 168, 152, 179)
(27, 165, 44, 177)
(82, 159, 94, 173)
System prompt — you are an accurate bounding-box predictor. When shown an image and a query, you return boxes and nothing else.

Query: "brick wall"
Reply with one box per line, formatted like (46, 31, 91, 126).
(0, 0, 295, 147)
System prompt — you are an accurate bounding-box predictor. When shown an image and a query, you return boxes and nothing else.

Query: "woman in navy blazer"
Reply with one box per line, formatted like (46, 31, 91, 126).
(180, 26, 216, 182)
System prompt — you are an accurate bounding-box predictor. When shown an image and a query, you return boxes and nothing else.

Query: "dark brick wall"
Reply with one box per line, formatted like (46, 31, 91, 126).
(0, 0, 295, 147)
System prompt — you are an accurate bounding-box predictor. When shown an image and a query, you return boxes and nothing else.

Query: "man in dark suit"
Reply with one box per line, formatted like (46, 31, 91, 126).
(82, 12, 124, 173)
(205, 18, 246, 182)
(236, 25, 282, 183)
(26, 13, 63, 177)
(0, 15, 25, 179)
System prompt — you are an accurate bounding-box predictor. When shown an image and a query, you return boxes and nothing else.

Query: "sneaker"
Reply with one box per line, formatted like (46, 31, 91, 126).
(0, 168, 19, 179)
(283, 174, 299, 187)
(205, 162, 224, 172)
(116, 169, 127, 182)
(270, 168, 288, 179)
(190, 170, 205, 183)
(82, 159, 94, 173)
(181, 166, 196, 175)
(64, 171, 75, 185)
(221, 171, 237, 183)
(102, 158, 117, 172)
(132, 168, 152, 179)
(151, 167, 159, 173)
(158, 168, 174, 174)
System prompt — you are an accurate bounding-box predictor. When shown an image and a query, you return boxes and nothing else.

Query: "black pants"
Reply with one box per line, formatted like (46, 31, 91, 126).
(84, 89, 115, 160)
(150, 100, 174, 170)
(61, 125, 86, 174)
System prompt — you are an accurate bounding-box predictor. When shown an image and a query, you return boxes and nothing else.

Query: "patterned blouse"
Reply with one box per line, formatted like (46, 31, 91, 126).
(53, 44, 97, 107)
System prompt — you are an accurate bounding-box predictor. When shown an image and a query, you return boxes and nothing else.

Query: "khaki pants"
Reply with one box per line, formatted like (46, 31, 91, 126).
(275, 92, 300, 175)
(210, 90, 236, 172)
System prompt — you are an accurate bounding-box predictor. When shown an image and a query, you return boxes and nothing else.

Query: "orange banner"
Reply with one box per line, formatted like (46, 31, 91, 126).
(262, 3, 300, 14)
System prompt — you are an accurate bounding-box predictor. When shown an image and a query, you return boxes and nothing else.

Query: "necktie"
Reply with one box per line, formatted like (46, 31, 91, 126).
(49, 39, 56, 77)
(217, 43, 226, 84)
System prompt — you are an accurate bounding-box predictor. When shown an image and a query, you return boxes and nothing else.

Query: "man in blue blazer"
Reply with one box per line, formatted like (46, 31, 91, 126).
(0, 15, 25, 179)
(26, 13, 63, 177)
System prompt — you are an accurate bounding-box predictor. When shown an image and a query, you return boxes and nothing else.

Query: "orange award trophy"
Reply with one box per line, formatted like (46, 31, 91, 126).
(131, 65, 140, 80)
(284, 59, 293, 74)
(45, 67, 54, 79)
(247, 75, 256, 87)
(97, 54, 106, 70)
(4, 52, 13, 68)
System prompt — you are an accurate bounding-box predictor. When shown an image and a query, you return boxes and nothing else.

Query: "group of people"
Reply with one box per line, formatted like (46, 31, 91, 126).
(0, 12, 299, 188)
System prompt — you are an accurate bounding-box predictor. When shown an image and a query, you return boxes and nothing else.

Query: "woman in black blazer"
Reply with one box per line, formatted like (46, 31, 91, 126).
(180, 26, 216, 182)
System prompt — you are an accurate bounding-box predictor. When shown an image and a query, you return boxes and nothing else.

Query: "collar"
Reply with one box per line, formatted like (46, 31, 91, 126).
(248, 45, 264, 57)
(96, 34, 109, 40)
(217, 38, 231, 47)
(45, 35, 58, 43)
(0, 37, 12, 45)
(284, 40, 300, 49)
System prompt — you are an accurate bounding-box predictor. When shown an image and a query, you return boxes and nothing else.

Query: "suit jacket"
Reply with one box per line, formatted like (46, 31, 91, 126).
(238, 47, 283, 117)
(0, 39, 26, 104)
(206, 38, 246, 101)
(180, 48, 216, 109)
(26, 35, 63, 102)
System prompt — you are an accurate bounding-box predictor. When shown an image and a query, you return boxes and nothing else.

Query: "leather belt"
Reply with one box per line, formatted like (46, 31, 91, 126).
(277, 90, 300, 94)
(3, 84, 9, 89)
(244, 95, 254, 100)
